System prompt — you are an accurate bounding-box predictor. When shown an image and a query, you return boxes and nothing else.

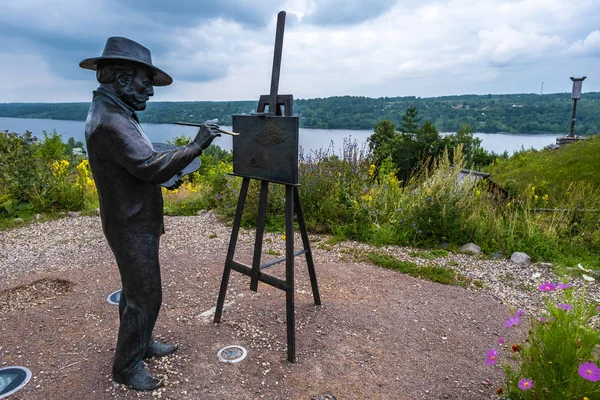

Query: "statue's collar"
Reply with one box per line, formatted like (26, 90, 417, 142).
(95, 87, 139, 122)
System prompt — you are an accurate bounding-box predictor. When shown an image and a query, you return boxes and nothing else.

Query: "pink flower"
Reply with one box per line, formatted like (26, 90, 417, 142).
(557, 303, 573, 311)
(538, 282, 556, 291)
(505, 315, 520, 328)
(498, 337, 505, 345)
(596, 306, 600, 313)
(486, 348, 498, 365)
(557, 282, 572, 289)
(518, 378, 533, 390)
(578, 362, 600, 381)
(516, 309, 526, 316)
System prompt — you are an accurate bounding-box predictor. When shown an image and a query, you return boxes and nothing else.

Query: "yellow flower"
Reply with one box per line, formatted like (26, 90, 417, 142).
(361, 194, 373, 202)
(368, 164, 376, 177)
(475, 190, 481, 197)
(584, 397, 589, 400)
(542, 194, 549, 204)
(281, 235, 286, 241)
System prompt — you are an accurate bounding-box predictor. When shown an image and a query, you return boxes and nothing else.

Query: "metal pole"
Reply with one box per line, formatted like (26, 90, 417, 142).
(569, 99, 578, 138)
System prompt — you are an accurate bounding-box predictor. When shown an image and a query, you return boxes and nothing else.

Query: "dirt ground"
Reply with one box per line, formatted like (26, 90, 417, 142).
(0, 216, 511, 399)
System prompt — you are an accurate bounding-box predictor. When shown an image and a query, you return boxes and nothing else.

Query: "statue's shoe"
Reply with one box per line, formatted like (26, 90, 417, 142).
(114, 368, 163, 391)
(144, 340, 178, 359)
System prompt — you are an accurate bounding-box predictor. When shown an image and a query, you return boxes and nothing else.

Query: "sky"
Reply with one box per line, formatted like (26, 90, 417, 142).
(0, 0, 599, 103)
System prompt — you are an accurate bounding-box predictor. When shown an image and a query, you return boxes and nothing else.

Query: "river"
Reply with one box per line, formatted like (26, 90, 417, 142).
(0, 117, 562, 155)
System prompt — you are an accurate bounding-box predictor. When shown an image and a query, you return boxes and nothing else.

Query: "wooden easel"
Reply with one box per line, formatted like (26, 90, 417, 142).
(213, 11, 321, 364)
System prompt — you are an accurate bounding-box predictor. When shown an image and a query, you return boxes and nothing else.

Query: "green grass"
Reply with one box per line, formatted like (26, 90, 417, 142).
(485, 134, 600, 198)
(409, 249, 450, 259)
(367, 252, 460, 285)
(266, 248, 281, 256)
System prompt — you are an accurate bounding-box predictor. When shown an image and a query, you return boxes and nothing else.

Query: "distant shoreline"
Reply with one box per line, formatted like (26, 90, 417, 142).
(1, 91, 598, 134)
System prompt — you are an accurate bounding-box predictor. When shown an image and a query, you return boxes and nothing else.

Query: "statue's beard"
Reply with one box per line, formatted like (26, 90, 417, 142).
(120, 84, 149, 111)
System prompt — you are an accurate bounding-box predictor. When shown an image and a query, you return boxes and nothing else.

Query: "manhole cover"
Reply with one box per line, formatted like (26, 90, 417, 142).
(107, 289, 121, 305)
(0, 366, 31, 399)
(217, 345, 247, 363)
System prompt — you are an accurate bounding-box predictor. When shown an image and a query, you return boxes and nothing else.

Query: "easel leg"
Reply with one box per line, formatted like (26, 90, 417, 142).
(250, 181, 269, 292)
(285, 185, 296, 363)
(214, 178, 250, 324)
(294, 187, 322, 305)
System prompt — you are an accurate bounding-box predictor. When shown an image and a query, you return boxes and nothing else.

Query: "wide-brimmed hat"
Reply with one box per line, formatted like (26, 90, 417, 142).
(79, 36, 173, 86)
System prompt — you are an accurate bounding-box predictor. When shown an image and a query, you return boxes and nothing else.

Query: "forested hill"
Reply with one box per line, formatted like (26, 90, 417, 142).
(2, 92, 600, 134)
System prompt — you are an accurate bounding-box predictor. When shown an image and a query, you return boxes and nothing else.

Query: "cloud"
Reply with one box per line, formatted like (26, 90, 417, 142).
(569, 30, 600, 57)
(1, 0, 600, 102)
(118, 0, 282, 28)
(302, 0, 398, 25)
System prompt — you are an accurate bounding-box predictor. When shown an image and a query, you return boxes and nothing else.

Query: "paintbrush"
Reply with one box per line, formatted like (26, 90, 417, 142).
(174, 121, 240, 136)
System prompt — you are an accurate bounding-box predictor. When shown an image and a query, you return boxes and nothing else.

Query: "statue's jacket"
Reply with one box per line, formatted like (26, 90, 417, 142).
(85, 88, 201, 241)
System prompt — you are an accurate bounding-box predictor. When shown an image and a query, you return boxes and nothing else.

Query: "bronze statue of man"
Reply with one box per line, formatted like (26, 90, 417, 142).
(80, 37, 220, 391)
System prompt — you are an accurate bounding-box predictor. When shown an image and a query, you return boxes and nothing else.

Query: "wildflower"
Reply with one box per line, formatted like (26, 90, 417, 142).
(578, 362, 600, 382)
(512, 344, 521, 352)
(505, 315, 520, 328)
(557, 282, 572, 290)
(582, 274, 595, 282)
(538, 282, 556, 292)
(498, 337, 505, 345)
(368, 164, 376, 177)
(485, 348, 497, 365)
(557, 303, 573, 311)
(425, 196, 431, 202)
(518, 378, 533, 390)
(281, 235, 286, 241)
(516, 309, 526, 317)
(578, 263, 592, 273)
(596, 306, 600, 313)
(539, 317, 549, 323)
(532, 272, 541, 279)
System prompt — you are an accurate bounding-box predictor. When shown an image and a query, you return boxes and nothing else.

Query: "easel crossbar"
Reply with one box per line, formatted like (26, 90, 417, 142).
(260, 249, 308, 270)
(229, 260, 288, 291)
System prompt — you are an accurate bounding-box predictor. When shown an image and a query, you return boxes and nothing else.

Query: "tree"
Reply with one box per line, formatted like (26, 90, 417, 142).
(368, 120, 396, 167)
(399, 105, 421, 134)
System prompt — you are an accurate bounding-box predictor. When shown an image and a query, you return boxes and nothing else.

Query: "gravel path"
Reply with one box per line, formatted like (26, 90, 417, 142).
(0, 214, 596, 399)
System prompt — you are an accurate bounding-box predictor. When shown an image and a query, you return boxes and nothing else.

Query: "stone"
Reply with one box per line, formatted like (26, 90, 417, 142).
(13, 217, 24, 223)
(68, 211, 80, 218)
(510, 252, 531, 266)
(35, 213, 42, 220)
(95, 208, 100, 215)
(196, 209, 208, 216)
(458, 243, 481, 255)
(532, 262, 553, 270)
(491, 252, 504, 260)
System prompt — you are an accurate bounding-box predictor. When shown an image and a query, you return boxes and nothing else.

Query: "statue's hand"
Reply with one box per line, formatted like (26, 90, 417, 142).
(193, 124, 221, 150)
(166, 178, 184, 191)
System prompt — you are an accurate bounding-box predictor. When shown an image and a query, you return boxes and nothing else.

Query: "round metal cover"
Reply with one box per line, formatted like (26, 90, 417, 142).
(107, 289, 121, 305)
(217, 345, 247, 363)
(0, 366, 32, 399)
